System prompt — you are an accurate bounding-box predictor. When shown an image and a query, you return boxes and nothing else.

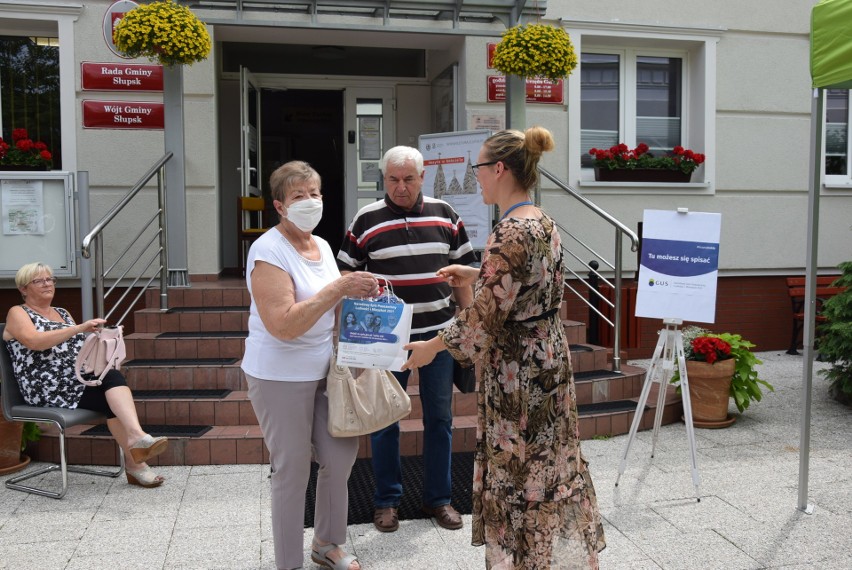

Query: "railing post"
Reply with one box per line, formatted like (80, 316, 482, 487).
(612, 228, 624, 372)
(586, 260, 600, 345)
(77, 171, 93, 322)
(158, 167, 169, 311)
(94, 236, 105, 320)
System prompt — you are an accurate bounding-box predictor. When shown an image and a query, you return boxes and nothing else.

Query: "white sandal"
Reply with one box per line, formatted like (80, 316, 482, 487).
(125, 465, 164, 488)
(129, 434, 168, 463)
(311, 543, 359, 570)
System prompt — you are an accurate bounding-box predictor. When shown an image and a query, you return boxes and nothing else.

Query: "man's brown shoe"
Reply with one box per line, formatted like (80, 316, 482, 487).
(422, 504, 463, 530)
(373, 506, 399, 532)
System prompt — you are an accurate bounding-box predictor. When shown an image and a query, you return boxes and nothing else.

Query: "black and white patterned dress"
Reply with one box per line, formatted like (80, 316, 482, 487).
(5, 305, 86, 408)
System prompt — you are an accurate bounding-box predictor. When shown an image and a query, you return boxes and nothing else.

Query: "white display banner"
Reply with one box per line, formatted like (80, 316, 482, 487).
(419, 130, 492, 250)
(635, 209, 722, 323)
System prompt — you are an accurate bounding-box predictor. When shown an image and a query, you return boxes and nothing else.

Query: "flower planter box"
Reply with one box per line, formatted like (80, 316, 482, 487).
(1, 165, 49, 172)
(594, 167, 691, 183)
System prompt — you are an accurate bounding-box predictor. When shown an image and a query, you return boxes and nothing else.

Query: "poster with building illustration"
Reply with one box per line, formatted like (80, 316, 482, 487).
(419, 130, 492, 250)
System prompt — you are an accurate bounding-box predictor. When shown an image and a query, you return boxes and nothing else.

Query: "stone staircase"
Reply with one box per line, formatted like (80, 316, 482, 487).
(27, 278, 683, 466)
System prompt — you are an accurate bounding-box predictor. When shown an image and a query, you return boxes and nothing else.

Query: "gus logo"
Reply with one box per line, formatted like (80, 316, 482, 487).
(648, 278, 669, 287)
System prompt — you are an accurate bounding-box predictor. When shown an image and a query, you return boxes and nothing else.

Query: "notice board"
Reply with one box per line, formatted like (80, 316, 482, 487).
(0, 171, 76, 277)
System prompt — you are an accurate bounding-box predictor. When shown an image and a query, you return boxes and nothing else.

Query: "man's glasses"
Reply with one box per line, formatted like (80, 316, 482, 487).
(471, 160, 498, 173)
(30, 277, 57, 286)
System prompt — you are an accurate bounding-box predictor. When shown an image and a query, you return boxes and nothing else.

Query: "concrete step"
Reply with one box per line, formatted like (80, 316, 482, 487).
(19, 281, 679, 468)
(123, 332, 247, 360)
(134, 307, 248, 334)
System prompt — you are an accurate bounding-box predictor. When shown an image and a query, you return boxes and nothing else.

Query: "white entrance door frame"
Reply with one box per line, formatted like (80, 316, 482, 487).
(239, 75, 397, 227)
(239, 66, 262, 198)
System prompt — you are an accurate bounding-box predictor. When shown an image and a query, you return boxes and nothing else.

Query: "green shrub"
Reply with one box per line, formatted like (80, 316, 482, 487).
(818, 261, 852, 403)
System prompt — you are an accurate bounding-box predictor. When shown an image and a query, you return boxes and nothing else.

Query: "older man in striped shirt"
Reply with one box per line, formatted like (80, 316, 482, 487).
(338, 145, 477, 533)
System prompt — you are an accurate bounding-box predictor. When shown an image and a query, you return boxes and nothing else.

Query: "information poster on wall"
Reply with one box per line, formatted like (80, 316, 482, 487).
(419, 130, 491, 250)
(635, 209, 722, 323)
(2, 179, 45, 235)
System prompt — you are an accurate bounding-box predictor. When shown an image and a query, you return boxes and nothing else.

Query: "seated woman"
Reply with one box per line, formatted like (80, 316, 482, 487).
(2, 262, 169, 488)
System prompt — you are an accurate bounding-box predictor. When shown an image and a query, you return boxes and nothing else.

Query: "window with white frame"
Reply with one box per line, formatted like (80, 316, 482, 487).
(826, 89, 849, 178)
(580, 49, 685, 168)
(0, 35, 62, 167)
(568, 26, 717, 187)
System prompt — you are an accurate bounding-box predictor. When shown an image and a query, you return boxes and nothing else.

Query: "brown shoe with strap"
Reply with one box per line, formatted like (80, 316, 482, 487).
(373, 506, 399, 532)
(421, 503, 463, 530)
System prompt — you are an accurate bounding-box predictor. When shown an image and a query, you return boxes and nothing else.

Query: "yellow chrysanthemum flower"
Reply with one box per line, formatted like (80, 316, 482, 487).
(492, 23, 577, 82)
(113, 0, 211, 67)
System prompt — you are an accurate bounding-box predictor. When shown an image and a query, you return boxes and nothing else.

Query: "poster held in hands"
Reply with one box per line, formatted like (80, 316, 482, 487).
(337, 297, 412, 371)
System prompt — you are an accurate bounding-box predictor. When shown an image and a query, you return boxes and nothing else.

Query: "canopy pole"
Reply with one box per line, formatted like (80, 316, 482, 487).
(798, 87, 823, 515)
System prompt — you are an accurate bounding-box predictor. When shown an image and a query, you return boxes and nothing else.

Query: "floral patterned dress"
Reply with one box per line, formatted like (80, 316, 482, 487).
(439, 215, 606, 569)
(5, 305, 86, 408)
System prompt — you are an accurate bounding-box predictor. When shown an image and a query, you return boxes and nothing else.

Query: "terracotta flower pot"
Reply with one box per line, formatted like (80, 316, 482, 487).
(686, 358, 735, 423)
(0, 414, 29, 474)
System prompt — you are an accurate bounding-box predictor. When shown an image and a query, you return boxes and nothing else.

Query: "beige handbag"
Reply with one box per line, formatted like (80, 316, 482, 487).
(326, 349, 411, 438)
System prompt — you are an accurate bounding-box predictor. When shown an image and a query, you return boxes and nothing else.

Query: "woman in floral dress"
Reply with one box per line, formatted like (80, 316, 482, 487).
(403, 127, 606, 569)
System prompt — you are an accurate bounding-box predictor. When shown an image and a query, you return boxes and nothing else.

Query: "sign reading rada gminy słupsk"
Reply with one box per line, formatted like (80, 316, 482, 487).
(81, 62, 163, 92)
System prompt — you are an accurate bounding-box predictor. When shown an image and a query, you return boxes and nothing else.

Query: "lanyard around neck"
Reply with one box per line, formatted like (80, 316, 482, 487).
(500, 200, 534, 221)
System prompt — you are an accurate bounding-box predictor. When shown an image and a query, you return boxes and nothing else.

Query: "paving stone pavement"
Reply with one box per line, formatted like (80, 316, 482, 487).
(1, 351, 850, 569)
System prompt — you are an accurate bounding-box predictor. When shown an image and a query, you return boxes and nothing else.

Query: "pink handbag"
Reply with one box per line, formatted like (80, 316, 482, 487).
(74, 325, 126, 386)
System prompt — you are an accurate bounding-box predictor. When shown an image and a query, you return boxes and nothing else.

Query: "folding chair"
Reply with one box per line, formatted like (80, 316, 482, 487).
(1, 323, 125, 499)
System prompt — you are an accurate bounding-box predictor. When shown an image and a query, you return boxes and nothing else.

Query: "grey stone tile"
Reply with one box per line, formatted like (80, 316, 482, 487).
(630, 528, 761, 570)
(0, 539, 79, 570)
(0, 510, 92, 544)
(175, 498, 262, 529)
(65, 553, 168, 570)
(75, 516, 174, 558)
(165, 524, 262, 569)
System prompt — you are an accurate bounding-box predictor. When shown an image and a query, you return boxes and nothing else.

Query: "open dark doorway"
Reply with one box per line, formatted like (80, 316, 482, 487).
(261, 88, 345, 249)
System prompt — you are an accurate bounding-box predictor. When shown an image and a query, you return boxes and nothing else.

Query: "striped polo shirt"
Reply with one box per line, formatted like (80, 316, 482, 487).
(337, 192, 477, 334)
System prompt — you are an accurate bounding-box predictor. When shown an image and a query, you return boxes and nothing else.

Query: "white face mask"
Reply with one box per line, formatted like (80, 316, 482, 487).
(285, 198, 323, 232)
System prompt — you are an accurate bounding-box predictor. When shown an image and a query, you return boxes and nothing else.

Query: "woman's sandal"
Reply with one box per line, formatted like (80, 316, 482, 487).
(129, 434, 169, 463)
(311, 542, 359, 570)
(126, 465, 164, 488)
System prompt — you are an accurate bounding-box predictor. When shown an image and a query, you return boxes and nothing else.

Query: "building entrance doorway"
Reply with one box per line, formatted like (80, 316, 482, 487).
(261, 88, 345, 248)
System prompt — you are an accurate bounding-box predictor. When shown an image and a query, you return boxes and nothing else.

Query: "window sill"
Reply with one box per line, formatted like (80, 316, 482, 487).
(577, 179, 713, 195)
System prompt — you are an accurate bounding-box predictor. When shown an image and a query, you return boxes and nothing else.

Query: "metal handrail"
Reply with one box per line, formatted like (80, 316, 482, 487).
(81, 153, 173, 324)
(538, 167, 640, 372)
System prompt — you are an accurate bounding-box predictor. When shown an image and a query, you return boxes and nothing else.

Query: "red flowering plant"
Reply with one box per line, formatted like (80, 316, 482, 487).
(589, 142, 705, 175)
(672, 325, 774, 413)
(690, 336, 732, 364)
(0, 128, 53, 169)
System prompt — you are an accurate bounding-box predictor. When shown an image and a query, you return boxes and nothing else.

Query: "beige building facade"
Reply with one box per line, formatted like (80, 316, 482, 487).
(1, 1, 849, 294)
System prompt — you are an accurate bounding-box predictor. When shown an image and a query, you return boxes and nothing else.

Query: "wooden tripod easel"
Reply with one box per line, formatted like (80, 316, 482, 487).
(614, 318, 701, 501)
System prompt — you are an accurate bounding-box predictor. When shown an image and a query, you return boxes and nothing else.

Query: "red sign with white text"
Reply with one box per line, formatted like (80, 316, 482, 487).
(486, 76, 564, 105)
(82, 100, 164, 129)
(82, 62, 163, 91)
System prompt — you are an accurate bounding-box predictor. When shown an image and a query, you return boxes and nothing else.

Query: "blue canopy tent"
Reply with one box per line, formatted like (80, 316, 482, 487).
(799, 0, 852, 512)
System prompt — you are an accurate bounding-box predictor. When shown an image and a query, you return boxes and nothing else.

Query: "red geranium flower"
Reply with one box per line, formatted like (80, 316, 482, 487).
(0, 127, 53, 169)
(691, 336, 732, 364)
(589, 142, 706, 174)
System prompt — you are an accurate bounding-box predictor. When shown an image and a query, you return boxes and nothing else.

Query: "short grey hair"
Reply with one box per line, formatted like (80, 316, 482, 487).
(380, 146, 424, 175)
